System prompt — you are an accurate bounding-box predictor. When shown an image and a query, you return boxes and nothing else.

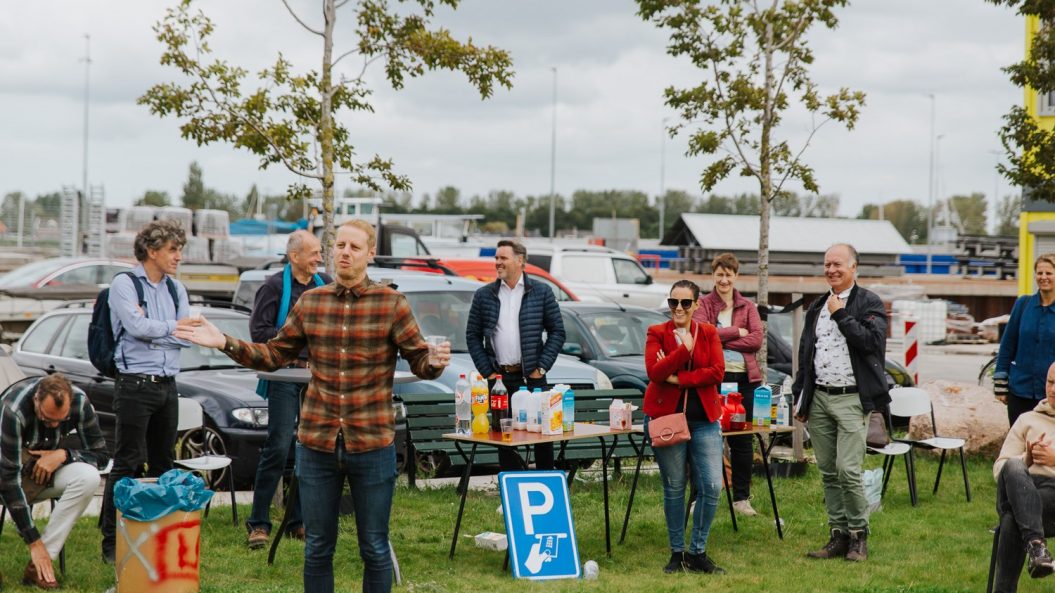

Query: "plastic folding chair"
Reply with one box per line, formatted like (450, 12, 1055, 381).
(888, 386, 971, 502)
(173, 397, 238, 525)
(866, 389, 918, 506)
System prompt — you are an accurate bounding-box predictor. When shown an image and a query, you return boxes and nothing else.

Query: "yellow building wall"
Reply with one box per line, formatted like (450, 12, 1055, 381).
(1020, 18, 1055, 295)
(1026, 16, 1055, 131)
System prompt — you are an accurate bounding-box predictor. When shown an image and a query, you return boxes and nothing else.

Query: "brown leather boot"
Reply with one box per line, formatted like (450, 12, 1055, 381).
(22, 560, 59, 590)
(806, 528, 850, 559)
(846, 530, 869, 562)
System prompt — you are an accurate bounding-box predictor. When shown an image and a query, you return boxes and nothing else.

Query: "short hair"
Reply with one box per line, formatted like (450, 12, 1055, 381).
(34, 373, 72, 408)
(1036, 253, 1055, 272)
(496, 240, 527, 260)
(286, 230, 316, 255)
(826, 243, 859, 266)
(670, 279, 701, 300)
(710, 252, 740, 274)
(133, 220, 187, 262)
(338, 219, 376, 249)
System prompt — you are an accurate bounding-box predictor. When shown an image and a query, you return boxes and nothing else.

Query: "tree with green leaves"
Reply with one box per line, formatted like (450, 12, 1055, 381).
(139, 0, 513, 270)
(995, 193, 1022, 237)
(637, 0, 864, 372)
(181, 161, 205, 210)
(136, 190, 172, 208)
(947, 192, 989, 236)
(987, 0, 1055, 200)
(857, 199, 928, 244)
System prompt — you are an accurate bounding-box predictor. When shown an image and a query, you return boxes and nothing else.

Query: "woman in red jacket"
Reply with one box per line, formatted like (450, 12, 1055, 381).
(644, 279, 726, 575)
(694, 253, 764, 516)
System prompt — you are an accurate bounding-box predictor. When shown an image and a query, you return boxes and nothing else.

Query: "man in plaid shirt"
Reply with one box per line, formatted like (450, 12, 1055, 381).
(0, 374, 109, 589)
(177, 219, 451, 593)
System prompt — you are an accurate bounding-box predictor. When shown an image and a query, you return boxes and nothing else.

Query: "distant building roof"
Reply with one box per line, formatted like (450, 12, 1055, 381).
(664, 213, 911, 255)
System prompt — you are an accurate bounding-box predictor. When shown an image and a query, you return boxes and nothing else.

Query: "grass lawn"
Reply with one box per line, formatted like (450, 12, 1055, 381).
(0, 454, 1037, 592)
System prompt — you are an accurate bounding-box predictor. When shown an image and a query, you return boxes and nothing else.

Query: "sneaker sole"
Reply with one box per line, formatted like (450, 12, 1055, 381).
(247, 540, 268, 550)
(1029, 563, 1054, 579)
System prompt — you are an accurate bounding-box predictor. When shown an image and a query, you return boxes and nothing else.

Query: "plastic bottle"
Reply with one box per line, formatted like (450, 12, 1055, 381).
(776, 392, 789, 427)
(562, 388, 576, 432)
(753, 385, 772, 428)
(512, 386, 529, 430)
(490, 375, 509, 433)
(471, 373, 490, 435)
(455, 373, 471, 435)
(527, 388, 542, 433)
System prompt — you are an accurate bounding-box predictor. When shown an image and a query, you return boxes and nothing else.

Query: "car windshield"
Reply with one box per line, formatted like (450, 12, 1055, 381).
(583, 309, 668, 357)
(180, 315, 252, 369)
(767, 311, 793, 345)
(402, 290, 473, 353)
(0, 259, 70, 288)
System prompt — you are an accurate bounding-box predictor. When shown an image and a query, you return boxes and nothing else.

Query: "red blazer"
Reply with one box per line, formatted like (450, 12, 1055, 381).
(643, 320, 725, 422)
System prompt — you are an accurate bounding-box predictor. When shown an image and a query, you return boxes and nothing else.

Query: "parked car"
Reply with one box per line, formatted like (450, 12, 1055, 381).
(409, 258, 579, 303)
(10, 301, 409, 486)
(523, 244, 671, 308)
(558, 303, 668, 391)
(0, 257, 134, 341)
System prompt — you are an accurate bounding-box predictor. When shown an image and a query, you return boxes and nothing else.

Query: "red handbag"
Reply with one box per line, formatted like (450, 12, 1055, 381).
(648, 389, 691, 447)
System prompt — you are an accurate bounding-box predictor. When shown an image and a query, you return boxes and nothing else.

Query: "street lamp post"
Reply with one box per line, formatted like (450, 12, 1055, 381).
(548, 67, 557, 241)
(926, 93, 936, 274)
(659, 117, 669, 241)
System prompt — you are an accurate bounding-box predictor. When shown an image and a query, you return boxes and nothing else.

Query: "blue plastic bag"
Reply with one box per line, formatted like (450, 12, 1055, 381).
(113, 469, 215, 522)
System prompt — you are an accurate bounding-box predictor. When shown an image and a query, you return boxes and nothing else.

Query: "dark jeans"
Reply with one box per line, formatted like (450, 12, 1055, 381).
(247, 380, 302, 534)
(491, 373, 553, 471)
(994, 458, 1055, 593)
(726, 374, 759, 501)
(1007, 395, 1039, 430)
(100, 374, 179, 551)
(298, 440, 397, 593)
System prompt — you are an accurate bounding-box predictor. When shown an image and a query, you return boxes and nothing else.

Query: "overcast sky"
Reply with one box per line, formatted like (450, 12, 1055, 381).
(0, 1, 1025, 225)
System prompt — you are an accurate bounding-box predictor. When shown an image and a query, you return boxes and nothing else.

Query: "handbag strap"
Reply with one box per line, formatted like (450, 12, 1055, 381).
(679, 321, 696, 412)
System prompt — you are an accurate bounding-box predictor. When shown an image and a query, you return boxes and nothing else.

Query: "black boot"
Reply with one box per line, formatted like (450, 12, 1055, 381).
(1027, 539, 1054, 579)
(685, 552, 726, 574)
(806, 528, 850, 559)
(663, 551, 685, 573)
(846, 530, 868, 562)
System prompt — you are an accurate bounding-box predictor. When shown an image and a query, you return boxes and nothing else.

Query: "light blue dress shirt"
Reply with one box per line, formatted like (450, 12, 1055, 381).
(108, 264, 190, 377)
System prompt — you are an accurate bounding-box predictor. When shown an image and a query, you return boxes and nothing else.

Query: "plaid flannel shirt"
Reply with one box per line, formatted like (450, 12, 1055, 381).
(0, 377, 109, 544)
(221, 276, 440, 453)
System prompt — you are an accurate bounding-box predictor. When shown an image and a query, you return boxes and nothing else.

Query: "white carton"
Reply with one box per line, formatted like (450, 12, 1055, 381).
(474, 531, 507, 551)
(540, 390, 564, 436)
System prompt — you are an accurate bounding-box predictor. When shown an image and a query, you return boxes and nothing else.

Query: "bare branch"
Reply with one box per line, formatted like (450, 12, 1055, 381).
(773, 115, 832, 194)
(331, 46, 360, 68)
(705, 33, 760, 183)
(282, 0, 324, 36)
(335, 0, 351, 8)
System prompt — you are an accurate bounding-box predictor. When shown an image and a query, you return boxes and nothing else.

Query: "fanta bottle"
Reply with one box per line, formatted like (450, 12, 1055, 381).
(470, 373, 490, 435)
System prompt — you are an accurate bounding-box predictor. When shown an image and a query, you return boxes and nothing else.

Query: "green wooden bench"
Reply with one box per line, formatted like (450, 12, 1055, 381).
(400, 388, 649, 488)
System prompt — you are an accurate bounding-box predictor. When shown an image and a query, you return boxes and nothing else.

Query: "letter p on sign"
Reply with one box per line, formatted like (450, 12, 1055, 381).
(518, 483, 554, 534)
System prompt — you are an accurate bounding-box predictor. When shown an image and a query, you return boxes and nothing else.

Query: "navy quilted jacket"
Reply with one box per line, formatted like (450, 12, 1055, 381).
(466, 276, 566, 378)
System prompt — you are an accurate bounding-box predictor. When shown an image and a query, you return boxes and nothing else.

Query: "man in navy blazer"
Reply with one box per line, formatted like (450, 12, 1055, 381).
(466, 240, 566, 470)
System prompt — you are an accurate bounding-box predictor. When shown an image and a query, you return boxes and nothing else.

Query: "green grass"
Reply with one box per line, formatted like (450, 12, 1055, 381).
(0, 455, 1036, 592)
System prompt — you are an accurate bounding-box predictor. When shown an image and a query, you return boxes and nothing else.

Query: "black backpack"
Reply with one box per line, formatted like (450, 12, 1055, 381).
(88, 271, 180, 378)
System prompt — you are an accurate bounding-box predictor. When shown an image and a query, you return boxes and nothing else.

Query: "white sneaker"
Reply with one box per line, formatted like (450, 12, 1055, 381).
(733, 500, 758, 517)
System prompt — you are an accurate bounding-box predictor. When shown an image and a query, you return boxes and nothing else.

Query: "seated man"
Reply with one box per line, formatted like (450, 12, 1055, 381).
(0, 374, 110, 590)
(992, 360, 1055, 592)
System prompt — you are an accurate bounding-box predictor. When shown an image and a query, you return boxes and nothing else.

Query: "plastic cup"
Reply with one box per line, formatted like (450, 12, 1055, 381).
(187, 305, 202, 321)
(500, 418, 514, 442)
(425, 335, 446, 366)
(584, 560, 599, 580)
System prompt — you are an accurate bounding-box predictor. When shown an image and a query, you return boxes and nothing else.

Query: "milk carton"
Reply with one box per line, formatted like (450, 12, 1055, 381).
(753, 385, 773, 428)
(540, 390, 564, 436)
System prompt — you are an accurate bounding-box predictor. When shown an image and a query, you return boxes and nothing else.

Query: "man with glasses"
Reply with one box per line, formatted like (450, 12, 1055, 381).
(793, 243, 888, 563)
(0, 374, 110, 590)
(466, 239, 566, 471)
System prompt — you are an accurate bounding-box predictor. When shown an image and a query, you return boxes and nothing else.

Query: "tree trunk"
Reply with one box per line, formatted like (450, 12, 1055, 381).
(756, 19, 775, 382)
(319, 0, 337, 275)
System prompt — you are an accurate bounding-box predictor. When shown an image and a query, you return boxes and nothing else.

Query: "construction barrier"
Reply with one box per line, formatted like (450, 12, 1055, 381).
(903, 316, 919, 385)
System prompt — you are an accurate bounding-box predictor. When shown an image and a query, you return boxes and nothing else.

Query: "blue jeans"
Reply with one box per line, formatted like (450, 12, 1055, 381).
(647, 416, 723, 555)
(247, 380, 302, 534)
(297, 440, 397, 593)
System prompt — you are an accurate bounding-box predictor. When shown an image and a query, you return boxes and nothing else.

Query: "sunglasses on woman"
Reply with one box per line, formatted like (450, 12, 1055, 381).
(667, 298, 695, 310)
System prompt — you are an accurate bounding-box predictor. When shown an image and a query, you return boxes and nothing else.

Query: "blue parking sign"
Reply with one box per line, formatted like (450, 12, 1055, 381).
(499, 471, 581, 580)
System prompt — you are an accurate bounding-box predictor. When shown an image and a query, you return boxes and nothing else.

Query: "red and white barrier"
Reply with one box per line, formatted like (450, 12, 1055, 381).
(903, 316, 919, 385)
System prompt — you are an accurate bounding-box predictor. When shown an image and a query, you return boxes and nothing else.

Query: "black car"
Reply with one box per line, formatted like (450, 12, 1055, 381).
(11, 302, 410, 487)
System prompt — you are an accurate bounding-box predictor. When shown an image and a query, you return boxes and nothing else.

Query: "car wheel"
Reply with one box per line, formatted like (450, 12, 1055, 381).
(175, 421, 230, 489)
(415, 451, 451, 478)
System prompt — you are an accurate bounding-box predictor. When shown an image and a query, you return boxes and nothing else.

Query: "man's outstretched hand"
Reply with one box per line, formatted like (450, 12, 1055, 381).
(174, 316, 226, 349)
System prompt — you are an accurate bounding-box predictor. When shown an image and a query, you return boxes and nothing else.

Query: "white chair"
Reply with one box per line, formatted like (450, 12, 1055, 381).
(174, 397, 238, 525)
(888, 386, 971, 502)
(867, 387, 918, 506)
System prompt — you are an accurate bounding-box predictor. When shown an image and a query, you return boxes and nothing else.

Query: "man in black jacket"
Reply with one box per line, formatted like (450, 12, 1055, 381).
(0, 374, 109, 589)
(466, 240, 565, 470)
(793, 243, 888, 563)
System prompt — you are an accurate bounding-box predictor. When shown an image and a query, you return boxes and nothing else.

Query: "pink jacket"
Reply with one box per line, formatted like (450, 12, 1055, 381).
(693, 289, 764, 383)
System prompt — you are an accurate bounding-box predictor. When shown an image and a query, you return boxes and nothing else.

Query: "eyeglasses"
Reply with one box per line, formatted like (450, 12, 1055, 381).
(667, 298, 695, 310)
